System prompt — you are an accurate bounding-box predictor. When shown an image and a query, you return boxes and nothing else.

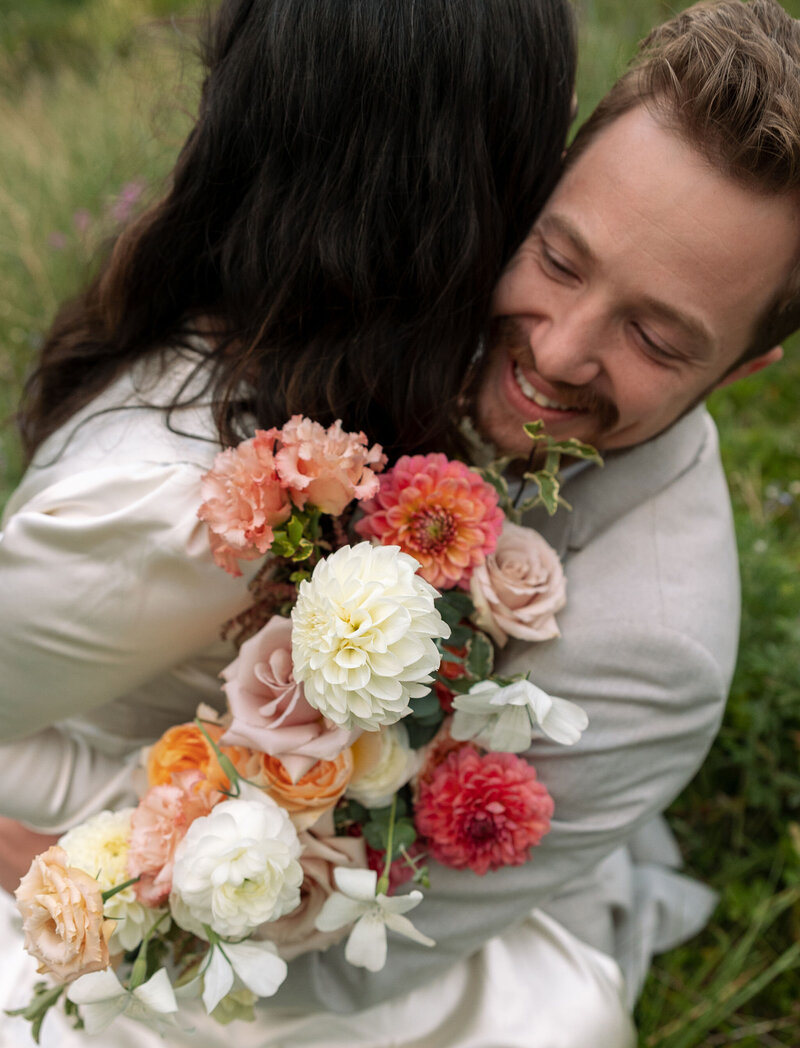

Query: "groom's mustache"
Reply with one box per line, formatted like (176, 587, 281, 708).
(489, 316, 619, 434)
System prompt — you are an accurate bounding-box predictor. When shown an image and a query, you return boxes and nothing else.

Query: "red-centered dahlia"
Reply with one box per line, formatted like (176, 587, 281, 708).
(355, 453, 504, 589)
(414, 745, 553, 875)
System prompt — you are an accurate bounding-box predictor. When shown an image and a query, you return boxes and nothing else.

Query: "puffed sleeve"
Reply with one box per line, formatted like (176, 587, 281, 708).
(269, 620, 728, 1013)
(0, 461, 253, 828)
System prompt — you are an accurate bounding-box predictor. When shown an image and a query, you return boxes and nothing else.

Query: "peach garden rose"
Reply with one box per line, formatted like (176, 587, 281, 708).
(15, 846, 115, 983)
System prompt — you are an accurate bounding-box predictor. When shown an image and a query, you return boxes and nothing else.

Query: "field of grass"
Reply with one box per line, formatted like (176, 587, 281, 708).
(0, 1, 798, 1045)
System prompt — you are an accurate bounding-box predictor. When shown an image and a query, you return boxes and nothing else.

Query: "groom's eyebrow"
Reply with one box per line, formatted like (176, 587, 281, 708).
(537, 213, 596, 264)
(538, 212, 715, 357)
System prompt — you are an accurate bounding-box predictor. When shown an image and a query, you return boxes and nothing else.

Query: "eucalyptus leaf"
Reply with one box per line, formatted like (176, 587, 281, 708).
(466, 631, 494, 679)
(410, 693, 442, 720)
(405, 718, 442, 749)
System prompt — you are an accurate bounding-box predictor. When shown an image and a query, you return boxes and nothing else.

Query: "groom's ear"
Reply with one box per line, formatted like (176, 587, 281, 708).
(715, 345, 783, 390)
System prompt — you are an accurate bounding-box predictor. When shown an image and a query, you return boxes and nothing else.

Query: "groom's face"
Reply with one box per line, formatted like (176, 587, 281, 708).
(477, 105, 799, 458)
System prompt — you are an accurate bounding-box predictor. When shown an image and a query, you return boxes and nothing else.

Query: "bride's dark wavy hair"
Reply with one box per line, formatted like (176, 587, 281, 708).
(18, 0, 576, 462)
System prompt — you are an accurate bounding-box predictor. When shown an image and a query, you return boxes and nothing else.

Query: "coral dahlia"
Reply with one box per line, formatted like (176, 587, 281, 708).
(355, 453, 504, 589)
(414, 745, 553, 875)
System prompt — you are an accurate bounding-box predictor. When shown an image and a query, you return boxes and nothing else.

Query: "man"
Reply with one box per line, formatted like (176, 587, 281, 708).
(264, 0, 800, 1040)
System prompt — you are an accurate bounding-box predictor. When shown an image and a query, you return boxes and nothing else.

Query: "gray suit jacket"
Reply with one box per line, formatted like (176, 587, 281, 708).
(273, 404, 739, 1012)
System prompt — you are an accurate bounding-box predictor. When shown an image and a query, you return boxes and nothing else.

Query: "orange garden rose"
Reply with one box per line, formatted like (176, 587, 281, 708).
(245, 750, 354, 831)
(15, 846, 115, 983)
(146, 723, 253, 799)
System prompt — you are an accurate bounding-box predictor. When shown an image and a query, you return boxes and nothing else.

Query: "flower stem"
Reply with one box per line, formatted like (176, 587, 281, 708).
(194, 717, 241, 795)
(376, 794, 398, 895)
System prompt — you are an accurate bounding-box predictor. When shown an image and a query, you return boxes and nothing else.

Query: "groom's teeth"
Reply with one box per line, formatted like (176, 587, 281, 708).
(514, 364, 573, 411)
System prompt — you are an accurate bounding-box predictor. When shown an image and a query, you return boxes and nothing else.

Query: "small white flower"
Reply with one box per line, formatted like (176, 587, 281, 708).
(291, 542, 450, 732)
(451, 678, 588, 752)
(346, 722, 421, 809)
(59, 808, 162, 952)
(170, 791, 303, 940)
(200, 939, 288, 1014)
(315, 867, 434, 972)
(66, 968, 185, 1036)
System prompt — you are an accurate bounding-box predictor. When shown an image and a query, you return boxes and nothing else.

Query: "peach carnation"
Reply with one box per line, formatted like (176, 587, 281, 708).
(15, 846, 115, 983)
(356, 453, 504, 589)
(275, 416, 386, 516)
(414, 745, 553, 874)
(128, 771, 215, 907)
(198, 428, 292, 576)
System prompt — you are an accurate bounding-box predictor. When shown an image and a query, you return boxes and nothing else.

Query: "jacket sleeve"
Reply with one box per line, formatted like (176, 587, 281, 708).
(270, 619, 728, 1013)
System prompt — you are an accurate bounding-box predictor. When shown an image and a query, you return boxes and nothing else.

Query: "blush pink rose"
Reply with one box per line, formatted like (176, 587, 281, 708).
(198, 428, 293, 576)
(255, 821, 367, 959)
(469, 521, 566, 646)
(220, 616, 357, 783)
(275, 415, 386, 516)
(15, 846, 115, 983)
(127, 771, 215, 907)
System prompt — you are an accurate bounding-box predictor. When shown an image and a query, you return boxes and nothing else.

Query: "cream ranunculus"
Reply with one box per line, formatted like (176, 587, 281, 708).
(470, 521, 566, 646)
(291, 543, 450, 732)
(346, 723, 420, 809)
(169, 789, 303, 940)
(59, 809, 163, 952)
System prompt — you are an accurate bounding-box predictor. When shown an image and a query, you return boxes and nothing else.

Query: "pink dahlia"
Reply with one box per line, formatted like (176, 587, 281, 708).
(198, 429, 292, 576)
(275, 416, 386, 517)
(414, 745, 553, 875)
(355, 453, 504, 589)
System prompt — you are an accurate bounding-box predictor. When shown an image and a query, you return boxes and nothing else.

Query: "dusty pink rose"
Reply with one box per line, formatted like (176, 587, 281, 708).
(255, 820, 367, 959)
(220, 616, 357, 782)
(127, 771, 215, 906)
(470, 520, 566, 646)
(414, 745, 553, 875)
(15, 845, 115, 983)
(356, 453, 504, 589)
(275, 416, 386, 516)
(198, 428, 292, 576)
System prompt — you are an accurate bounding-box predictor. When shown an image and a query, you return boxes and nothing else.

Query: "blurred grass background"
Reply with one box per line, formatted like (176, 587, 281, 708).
(0, 1, 798, 1044)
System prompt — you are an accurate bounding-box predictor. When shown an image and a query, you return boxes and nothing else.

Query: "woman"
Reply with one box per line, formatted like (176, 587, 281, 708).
(0, 1, 635, 1044)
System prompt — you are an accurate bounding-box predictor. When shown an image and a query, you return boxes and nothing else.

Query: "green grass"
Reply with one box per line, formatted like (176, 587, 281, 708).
(0, 2, 799, 1045)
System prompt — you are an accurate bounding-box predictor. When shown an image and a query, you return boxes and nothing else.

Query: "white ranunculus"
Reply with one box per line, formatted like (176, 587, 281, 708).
(169, 792, 303, 940)
(451, 678, 589, 752)
(291, 542, 450, 732)
(346, 723, 420, 809)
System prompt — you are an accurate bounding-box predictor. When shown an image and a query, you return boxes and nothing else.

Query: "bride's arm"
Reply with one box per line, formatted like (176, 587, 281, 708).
(0, 459, 252, 830)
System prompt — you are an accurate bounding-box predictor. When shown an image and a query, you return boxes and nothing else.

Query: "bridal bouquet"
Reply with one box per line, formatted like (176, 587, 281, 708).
(11, 416, 596, 1040)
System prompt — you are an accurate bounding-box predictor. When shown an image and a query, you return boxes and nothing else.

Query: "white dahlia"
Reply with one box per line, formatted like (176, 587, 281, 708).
(291, 542, 450, 732)
(169, 790, 303, 941)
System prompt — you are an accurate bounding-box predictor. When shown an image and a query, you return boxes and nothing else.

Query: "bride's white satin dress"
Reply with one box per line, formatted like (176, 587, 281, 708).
(0, 887, 635, 1048)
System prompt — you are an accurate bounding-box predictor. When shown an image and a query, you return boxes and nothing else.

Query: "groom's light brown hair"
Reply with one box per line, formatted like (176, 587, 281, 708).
(568, 0, 800, 364)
